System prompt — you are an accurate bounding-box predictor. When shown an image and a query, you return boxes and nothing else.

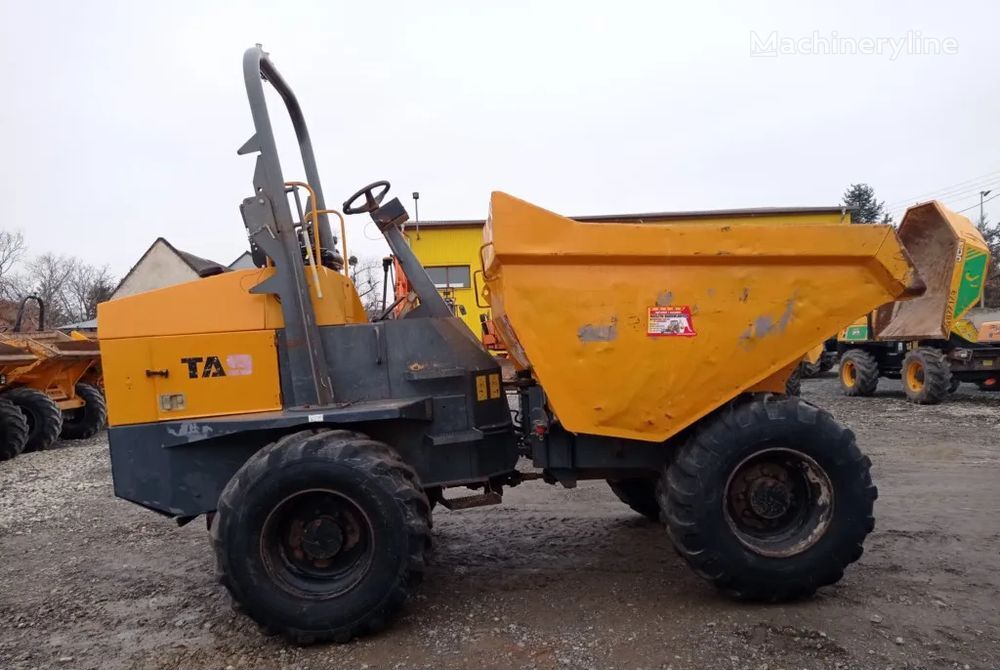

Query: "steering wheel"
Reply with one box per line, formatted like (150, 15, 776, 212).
(343, 180, 391, 215)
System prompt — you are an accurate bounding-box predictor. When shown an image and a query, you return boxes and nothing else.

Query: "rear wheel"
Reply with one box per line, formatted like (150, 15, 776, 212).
(212, 429, 430, 644)
(0, 399, 28, 461)
(800, 361, 821, 378)
(902, 348, 951, 405)
(661, 395, 877, 601)
(607, 478, 660, 521)
(948, 377, 961, 393)
(1, 388, 62, 451)
(784, 364, 802, 396)
(838, 350, 879, 397)
(60, 383, 107, 439)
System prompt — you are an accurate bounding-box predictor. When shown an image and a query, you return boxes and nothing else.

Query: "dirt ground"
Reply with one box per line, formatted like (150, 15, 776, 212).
(1, 374, 999, 670)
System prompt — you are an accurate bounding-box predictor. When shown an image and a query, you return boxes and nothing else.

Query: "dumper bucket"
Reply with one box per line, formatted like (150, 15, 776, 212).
(0, 342, 38, 386)
(481, 192, 923, 442)
(1, 331, 101, 408)
(872, 201, 988, 342)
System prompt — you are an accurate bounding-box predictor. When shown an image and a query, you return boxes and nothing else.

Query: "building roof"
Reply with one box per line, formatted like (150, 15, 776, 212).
(112, 237, 226, 297)
(410, 205, 852, 229)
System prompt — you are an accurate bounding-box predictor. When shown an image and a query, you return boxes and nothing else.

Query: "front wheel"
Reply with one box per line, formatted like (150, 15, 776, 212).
(661, 395, 877, 601)
(212, 429, 431, 644)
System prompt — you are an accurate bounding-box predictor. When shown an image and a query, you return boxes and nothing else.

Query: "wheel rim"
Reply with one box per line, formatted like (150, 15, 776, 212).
(723, 448, 834, 558)
(906, 360, 925, 391)
(841, 361, 856, 388)
(260, 488, 375, 600)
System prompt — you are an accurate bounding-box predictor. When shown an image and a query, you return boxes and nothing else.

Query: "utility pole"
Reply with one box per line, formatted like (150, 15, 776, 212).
(981, 190, 992, 309)
(412, 191, 421, 239)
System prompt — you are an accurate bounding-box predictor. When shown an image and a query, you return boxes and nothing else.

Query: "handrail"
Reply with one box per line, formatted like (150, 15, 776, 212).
(285, 181, 323, 262)
(304, 208, 349, 276)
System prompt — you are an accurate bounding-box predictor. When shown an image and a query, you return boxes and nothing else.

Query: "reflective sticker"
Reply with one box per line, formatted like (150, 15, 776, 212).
(308, 414, 324, 422)
(475, 375, 488, 401)
(488, 373, 501, 399)
(647, 305, 696, 337)
(226, 354, 254, 376)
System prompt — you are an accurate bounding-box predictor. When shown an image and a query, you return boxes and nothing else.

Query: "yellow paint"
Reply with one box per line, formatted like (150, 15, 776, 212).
(407, 226, 491, 333)
(905, 358, 924, 392)
(841, 360, 857, 388)
(482, 192, 921, 443)
(407, 210, 851, 335)
(488, 373, 501, 399)
(98, 265, 366, 341)
(101, 330, 281, 426)
(98, 263, 367, 424)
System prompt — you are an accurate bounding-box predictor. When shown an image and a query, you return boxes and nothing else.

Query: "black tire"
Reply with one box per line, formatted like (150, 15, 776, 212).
(661, 395, 877, 601)
(212, 429, 431, 645)
(785, 364, 802, 396)
(2, 388, 62, 452)
(60, 383, 107, 439)
(818, 357, 836, 374)
(607, 478, 660, 521)
(838, 349, 879, 397)
(948, 377, 961, 393)
(800, 361, 821, 378)
(0, 398, 28, 461)
(902, 348, 951, 405)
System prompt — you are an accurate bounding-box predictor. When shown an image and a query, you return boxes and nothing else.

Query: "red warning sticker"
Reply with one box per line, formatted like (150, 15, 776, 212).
(647, 305, 696, 337)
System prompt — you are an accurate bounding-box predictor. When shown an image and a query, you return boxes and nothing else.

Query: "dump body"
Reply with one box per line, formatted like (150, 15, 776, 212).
(0, 342, 38, 388)
(482, 192, 921, 442)
(872, 201, 987, 342)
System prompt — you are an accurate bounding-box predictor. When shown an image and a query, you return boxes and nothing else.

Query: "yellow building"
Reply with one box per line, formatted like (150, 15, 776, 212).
(407, 205, 851, 334)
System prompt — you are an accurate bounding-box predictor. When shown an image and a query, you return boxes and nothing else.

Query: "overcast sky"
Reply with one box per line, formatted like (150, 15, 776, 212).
(1, 0, 998, 277)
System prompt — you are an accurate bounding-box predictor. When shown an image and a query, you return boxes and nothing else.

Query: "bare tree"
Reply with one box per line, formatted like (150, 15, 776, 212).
(0, 229, 26, 299)
(349, 256, 384, 317)
(4, 254, 116, 327)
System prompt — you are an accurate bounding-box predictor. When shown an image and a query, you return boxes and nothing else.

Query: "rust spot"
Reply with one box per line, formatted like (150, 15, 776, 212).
(721, 225, 732, 232)
(408, 362, 426, 372)
(740, 288, 750, 302)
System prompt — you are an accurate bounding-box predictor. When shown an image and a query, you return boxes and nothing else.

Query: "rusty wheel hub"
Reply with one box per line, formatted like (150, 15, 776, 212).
(724, 448, 833, 558)
(261, 489, 373, 599)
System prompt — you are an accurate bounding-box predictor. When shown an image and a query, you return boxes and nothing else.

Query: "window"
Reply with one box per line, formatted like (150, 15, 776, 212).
(426, 265, 471, 289)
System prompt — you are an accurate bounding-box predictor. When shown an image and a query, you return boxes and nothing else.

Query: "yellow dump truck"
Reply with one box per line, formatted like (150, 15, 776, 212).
(836, 201, 996, 403)
(100, 47, 927, 644)
(1, 297, 107, 450)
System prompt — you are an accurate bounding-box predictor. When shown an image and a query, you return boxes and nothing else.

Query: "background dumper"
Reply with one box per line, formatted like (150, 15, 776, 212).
(836, 201, 1000, 404)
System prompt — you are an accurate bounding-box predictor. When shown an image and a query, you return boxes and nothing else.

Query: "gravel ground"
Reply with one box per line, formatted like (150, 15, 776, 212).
(1, 374, 999, 670)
